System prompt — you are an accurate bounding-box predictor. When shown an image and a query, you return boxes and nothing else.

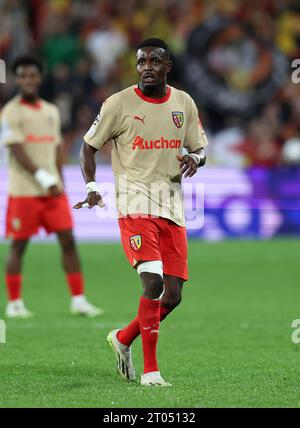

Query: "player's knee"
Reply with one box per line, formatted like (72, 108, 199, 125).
(59, 232, 76, 253)
(144, 275, 164, 299)
(137, 261, 164, 299)
(10, 240, 28, 258)
(164, 292, 182, 310)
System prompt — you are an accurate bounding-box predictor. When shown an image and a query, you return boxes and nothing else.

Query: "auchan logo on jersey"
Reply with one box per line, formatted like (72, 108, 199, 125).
(132, 136, 181, 150)
(25, 134, 55, 144)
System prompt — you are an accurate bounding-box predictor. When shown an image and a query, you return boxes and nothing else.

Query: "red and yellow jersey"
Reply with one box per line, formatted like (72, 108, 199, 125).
(84, 85, 208, 226)
(0, 96, 63, 196)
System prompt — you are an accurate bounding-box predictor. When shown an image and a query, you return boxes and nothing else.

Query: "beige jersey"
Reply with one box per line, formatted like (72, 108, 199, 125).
(84, 85, 208, 226)
(0, 95, 63, 197)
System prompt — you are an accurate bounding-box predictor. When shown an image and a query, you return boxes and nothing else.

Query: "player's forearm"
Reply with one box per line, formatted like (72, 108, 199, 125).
(80, 142, 98, 184)
(56, 144, 64, 181)
(10, 143, 59, 191)
(10, 144, 38, 174)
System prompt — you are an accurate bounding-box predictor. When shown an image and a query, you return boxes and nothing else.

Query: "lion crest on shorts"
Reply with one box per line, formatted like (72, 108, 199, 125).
(12, 217, 21, 231)
(130, 235, 142, 251)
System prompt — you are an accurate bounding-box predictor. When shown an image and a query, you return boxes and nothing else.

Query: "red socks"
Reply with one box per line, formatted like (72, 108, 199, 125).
(66, 272, 84, 296)
(117, 304, 171, 347)
(6, 274, 22, 301)
(138, 296, 161, 374)
(117, 317, 140, 346)
(6, 272, 84, 301)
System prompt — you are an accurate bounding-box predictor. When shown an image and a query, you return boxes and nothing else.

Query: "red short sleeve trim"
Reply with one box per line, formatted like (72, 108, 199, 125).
(134, 86, 171, 104)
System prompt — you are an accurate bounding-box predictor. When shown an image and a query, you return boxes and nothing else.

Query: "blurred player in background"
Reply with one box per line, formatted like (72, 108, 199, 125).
(75, 38, 207, 386)
(1, 55, 102, 318)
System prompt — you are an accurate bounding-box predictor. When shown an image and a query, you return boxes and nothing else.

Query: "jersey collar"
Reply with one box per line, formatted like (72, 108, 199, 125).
(20, 97, 42, 110)
(134, 85, 171, 104)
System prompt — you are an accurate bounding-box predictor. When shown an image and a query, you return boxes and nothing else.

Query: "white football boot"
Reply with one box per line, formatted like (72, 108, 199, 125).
(70, 295, 103, 317)
(107, 329, 136, 381)
(6, 299, 33, 319)
(141, 371, 172, 387)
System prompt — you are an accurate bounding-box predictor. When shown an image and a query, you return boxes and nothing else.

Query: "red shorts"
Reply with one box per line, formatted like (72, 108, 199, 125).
(6, 194, 73, 240)
(118, 215, 188, 281)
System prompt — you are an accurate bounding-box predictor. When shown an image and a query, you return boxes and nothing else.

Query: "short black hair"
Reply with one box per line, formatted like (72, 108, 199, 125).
(12, 55, 43, 75)
(137, 38, 170, 57)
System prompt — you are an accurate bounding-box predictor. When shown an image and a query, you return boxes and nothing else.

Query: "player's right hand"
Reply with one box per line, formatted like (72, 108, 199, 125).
(48, 185, 61, 197)
(73, 191, 105, 209)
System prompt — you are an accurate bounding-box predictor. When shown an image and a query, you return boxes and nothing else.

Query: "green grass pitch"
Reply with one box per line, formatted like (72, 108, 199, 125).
(0, 239, 300, 408)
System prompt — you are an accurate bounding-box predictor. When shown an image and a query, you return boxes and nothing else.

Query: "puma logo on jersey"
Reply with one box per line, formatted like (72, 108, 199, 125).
(134, 115, 145, 125)
(132, 136, 181, 150)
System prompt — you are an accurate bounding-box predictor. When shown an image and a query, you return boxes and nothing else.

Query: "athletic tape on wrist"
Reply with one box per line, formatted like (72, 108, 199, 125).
(189, 153, 201, 165)
(34, 168, 57, 190)
(86, 181, 99, 193)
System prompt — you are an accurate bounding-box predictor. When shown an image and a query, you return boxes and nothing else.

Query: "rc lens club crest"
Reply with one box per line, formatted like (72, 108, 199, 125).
(130, 235, 142, 251)
(172, 111, 184, 128)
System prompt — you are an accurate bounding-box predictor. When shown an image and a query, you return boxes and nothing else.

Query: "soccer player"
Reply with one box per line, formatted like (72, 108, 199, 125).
(1, 55, 102, 318)
(75, 38, 207, 386)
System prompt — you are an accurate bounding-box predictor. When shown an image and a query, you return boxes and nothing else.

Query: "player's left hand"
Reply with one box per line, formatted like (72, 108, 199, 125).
(48, 185, 62, 197)
(73, 191, 105, 209)
(177, 154, 198, 178)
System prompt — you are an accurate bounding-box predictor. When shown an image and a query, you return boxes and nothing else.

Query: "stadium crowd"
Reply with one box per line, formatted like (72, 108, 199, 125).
(1, 0, 300, 166)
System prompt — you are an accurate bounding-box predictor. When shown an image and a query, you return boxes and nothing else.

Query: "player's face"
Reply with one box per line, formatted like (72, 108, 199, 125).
(15, 65, 42, 99)
(136, 47, 171, 90)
